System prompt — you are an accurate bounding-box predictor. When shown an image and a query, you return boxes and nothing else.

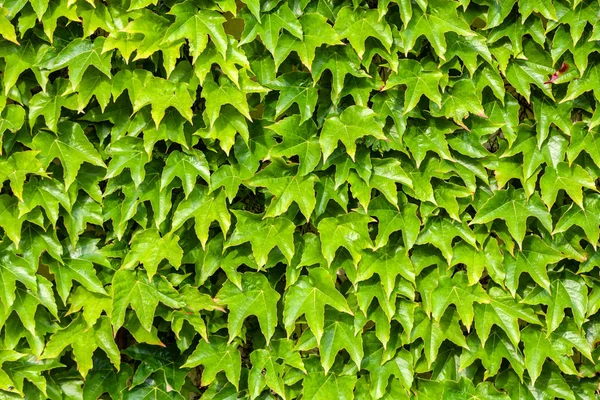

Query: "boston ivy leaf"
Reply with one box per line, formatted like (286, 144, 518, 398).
(122, 228, 183, 280)
(0, 150, 47, 201)
(268, 115, 321, 176)
(384, 59, 444, 114)
(112, 69, 194, 127)
(297, 309, 363, 374)
(411, 307, 468, 367)
(302, 356, 357, 400)
(431, 271, 490, 330)
(111, 269, 184, 332)
(474, 285, 540, 348)
(522, 271, 587, 334)
(271, 72, 318, 123)
(41, 316, 119, 378)
(504, 235, 564, 295)
(274, 13, 341, 70)
(42, 37, 112, 90)
(171, 187, 230, 249)
(182, 336, 241, 390)
(246, 157, 317, 220)
(357, 244, 415, 298)
(216, 272, 280, 344)
(554, 193, 600, 247)
(162, 1, 227, 60)
(521, 320, 591, 385)
(539, 162, 596, 210)
(460, 330, 525, 380)
(32, 122, 105, 190)
(225, 210, 295, 267)
(318, 212, 374, 266)
(400, 0, 475, 60)
(28, 79, 78, 132)
(283, 267, 353, 344)
(320, 106, 387, 162)
(333, 6, 392, 59)
(471, 188, 553, 247)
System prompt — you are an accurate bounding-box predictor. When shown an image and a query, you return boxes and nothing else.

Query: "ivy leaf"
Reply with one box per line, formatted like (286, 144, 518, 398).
(41, 316, 119, 378)
(171, 187, 231, 249)
(225, 210, 295, 267)
(216, 272, 280, 344)
(271, 72, 318, 123)
(401, 0, 476, 59)
(122, 229, 183, 280)
(302, 357, 357, 400)
(0, 151, 48, 201)
(28, 79, 78, 133)
(162, 1, 227, 60)
(246, 157, 317, 220)
(268, 115, 321, 176)
(411, 307, 468, 367)
(333, 6, 392, 59)
(46, 239, 108, 304)
(554, 193, 600, 248)
(283, 267, 353, 344)
(182, 336, 241, 390)
(385, 60, 444, 114)
(42, 38, 112, 90)
(312, 45, 370, 103)
(318, 212, 374, 266)
(522, 271, 587, 335)
(104, 137, 148, 187)
(504, 235, 564, 295)
(460, 330, 525, 380)
(111, 269, 184, 332)
(320, 106, 387, 162)
(357, 245, 415, 298)
(112, 69, 194, 127)
(562, 62, 600, 102)
(431, 271, 490, 330)
(521, 320, 591, 385)
(160, 150, 210, 198)
(473, 286, 540, 348)
(416, 215, 477, 263)
(471, 188, 553, 248)
(274, 13, 341, 70)
(32, 122, 106, 190)
(240, 4, 303, 55)
(539, 162, 596, 210)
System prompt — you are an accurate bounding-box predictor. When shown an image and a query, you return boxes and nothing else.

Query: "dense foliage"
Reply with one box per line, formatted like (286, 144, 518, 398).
(1, 0, 600, 398)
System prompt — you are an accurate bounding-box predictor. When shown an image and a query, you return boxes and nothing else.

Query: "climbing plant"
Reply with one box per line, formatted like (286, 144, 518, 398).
(0, 0, 599, 398)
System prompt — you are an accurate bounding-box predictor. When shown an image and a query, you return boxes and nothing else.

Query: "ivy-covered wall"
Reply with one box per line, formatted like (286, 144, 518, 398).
(0, 0, 599, 398)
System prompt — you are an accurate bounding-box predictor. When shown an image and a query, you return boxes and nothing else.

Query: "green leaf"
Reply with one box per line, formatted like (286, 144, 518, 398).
(216, 272, 280, 344)
(246, 157, 317, 220)
(320, 106, 386, 162)
(42, 38, 112, 90)
(182, 336, 241, 389)
(32, 122, 105, 190)
(171, 187, 231, 249)
(400, 0, 476, 59)
(471, 188, 553, 247)
(162, 1, 227, 61)
(111, 269, 184, 332)
(317, 212, 374, 266)
(225, 210, 295, 267)
(539, 162, 596, 210)
(268, 115, 321, 176)
(283, 267, 353, 343)
(122, 229, 183, 280)
(333, 6, 392, 59)
(385, 59, 444, 114)
(41, 316, 119, 378)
